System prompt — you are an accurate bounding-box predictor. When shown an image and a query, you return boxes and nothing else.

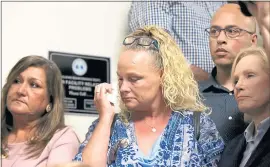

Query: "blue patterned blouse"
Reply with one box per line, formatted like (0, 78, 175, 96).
(74, 111, 224, 167)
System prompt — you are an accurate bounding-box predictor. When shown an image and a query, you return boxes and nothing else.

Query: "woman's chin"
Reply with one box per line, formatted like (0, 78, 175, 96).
(124, 102, 138, 111)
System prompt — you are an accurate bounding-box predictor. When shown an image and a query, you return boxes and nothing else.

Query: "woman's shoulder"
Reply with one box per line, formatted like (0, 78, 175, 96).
(40, 126, 80, 160)
(55, 126, 78, 136)
(49, 126, 80, 146)
(224, 133, 244, 149)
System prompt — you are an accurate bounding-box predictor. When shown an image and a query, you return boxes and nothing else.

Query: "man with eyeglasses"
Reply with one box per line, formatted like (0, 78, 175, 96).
(128, 1, 227, 82)
(199, 3, 257, 145)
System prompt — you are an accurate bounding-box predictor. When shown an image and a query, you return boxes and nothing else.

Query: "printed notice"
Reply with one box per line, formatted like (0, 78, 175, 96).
(49, 51, 110, 114)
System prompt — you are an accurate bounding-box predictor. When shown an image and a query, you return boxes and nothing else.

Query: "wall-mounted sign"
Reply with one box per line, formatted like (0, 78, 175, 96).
(49, 51, 110, 114)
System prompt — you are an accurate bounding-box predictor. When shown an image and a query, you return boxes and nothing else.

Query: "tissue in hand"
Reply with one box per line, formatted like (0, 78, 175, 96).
(106, 92, 117, 105)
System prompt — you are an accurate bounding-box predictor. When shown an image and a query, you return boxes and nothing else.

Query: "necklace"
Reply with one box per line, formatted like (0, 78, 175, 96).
(151, 127, 157, 133)
(3, 143, 26, 167)
(144, 120, 157, 132)
(1, 149, 8, 159)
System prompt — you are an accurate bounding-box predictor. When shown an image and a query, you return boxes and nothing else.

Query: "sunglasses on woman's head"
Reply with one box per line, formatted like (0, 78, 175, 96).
(123, 36, 160, 51)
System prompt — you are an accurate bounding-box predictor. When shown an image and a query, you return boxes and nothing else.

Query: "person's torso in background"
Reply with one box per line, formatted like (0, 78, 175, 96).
(169, 1, 226, 73)
(199, 76, 247, 145)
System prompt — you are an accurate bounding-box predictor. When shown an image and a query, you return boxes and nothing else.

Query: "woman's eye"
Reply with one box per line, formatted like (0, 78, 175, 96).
(14, 78, 21, 84)
(129, 77, 140, 82)
(31, 82, 39, 88)
(247, 74, 254, 78)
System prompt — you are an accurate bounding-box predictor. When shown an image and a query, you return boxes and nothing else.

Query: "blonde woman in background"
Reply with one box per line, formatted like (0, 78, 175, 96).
(219, 47, 270, 167)
(73, 26, 224, 167)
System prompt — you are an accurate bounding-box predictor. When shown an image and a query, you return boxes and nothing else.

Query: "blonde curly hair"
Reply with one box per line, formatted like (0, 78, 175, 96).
(118, 26, 207, 122)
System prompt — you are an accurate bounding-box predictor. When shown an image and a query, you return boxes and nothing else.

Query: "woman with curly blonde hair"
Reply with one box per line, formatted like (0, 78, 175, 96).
(74, 26, 224, 166)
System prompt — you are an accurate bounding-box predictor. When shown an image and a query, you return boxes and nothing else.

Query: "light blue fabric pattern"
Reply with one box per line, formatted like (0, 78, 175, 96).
(73, 111, 224, 167)
(136, 132, 162, 167)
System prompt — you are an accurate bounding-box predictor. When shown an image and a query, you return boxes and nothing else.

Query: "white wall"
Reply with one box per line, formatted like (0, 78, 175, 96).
(2, 2, 131, 141)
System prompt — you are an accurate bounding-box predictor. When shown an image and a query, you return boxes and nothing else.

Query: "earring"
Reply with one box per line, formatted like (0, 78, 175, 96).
(46, 104, 52, 112)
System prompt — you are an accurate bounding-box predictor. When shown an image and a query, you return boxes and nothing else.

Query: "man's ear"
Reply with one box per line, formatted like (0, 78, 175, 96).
(251, 33, 258, 46)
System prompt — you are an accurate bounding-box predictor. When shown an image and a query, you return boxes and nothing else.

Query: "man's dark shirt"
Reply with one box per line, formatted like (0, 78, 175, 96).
(199, 67, 247, 145)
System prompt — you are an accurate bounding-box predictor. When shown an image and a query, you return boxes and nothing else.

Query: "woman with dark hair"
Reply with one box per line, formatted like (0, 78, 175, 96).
(2, 55, 80, 167)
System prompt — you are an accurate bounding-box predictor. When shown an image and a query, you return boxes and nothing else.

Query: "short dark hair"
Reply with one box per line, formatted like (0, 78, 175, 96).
(238, 1, 253, 17)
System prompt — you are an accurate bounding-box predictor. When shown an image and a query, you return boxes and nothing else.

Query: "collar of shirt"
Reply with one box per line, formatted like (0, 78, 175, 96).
(199, 67, 233, 94)
(244, 117, 270, 143)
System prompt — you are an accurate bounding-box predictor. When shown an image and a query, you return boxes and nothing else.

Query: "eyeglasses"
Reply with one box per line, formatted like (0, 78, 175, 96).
(123, 36, 159, 50)
(205, 26, 255, 39)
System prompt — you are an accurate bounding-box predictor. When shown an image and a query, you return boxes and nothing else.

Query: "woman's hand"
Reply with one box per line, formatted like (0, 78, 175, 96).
(94, 83, 116, 122)
(80, 83, 116, 166)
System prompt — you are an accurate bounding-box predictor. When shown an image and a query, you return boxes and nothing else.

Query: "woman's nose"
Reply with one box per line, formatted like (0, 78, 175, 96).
(119, 80, 130, 93)
(17, 83, 27, 96)
(235, 80, 244, 91)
